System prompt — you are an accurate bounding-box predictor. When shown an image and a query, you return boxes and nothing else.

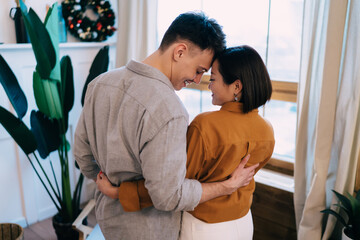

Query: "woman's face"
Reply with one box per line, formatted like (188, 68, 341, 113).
(208, 60, 238, 106)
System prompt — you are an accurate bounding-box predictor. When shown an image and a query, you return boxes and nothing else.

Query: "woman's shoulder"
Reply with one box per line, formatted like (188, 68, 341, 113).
(257, 114, 274, 132)
(192, 110, 221, 124)
(251, 114, 275, 140)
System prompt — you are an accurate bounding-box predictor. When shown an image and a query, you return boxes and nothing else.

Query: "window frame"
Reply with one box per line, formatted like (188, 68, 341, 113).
(356, 151, 360, 192)
(187, 75, 298, 176)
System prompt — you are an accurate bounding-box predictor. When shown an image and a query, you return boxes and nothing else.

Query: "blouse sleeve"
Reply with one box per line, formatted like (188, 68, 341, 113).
(118, 179, 152, 212)
(185, 123, 206, 180)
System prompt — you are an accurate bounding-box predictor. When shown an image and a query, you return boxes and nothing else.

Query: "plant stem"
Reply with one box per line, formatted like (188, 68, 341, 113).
(73, 173, 84, 216)
(33, 154, 62, 203)
(27, 154, 61, 211)
(59, 127, 73, 222)
(49, 157, 61, 198)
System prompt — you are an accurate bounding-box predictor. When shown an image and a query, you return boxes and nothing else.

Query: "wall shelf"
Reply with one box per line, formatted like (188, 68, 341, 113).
(0, 41, 116, 50)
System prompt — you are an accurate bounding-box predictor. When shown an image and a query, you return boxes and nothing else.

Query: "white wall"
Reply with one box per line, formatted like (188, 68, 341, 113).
(0, 0, 118, 227)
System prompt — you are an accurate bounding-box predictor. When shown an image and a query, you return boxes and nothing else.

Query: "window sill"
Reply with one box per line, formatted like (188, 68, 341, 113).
(255, 168, 294, 193)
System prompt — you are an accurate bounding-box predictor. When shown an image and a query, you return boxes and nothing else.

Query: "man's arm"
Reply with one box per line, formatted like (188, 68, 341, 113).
(137, 116, 202, 212)
(199, 154, 257, 203)
(96, 117, 258, 211)
(96, 154, 257, 211)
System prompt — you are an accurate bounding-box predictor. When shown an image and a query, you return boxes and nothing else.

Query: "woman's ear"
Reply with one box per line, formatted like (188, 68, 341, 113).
(234, 79, 242, 95)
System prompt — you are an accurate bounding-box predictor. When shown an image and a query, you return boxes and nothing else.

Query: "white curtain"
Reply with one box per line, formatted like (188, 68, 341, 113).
(294, 0, 360, 239)
(115, 0, 158, 67)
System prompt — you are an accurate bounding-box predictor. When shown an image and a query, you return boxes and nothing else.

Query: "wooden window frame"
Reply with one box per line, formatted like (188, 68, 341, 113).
(187, 75, 298, 176)
(356, 150, 360, 192)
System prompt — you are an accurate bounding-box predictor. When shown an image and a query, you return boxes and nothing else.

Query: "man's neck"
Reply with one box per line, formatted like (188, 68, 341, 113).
(143, 49, 172, 80)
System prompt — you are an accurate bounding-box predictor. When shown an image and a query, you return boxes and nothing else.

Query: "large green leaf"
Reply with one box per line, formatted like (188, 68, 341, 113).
(59, 56, 74, 133)
(356, 191, 360, 201)
(321, 209, 347, 226)
(347, 193, 360, 225)
(0, 106, 37, 154)
(60, 55, 74, 114)
(33, 71, 63, 119)
(44, 3, 61, 83)
(19, 0, 56, 79)
(30, 110, 60, 159)
(333, 190, 352, 215)
(0, 55, 28, 119)
(81, 46, 109, 106)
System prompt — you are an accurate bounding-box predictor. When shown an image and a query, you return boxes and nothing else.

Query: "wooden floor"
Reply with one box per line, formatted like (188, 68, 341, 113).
(23, 207, 96, 240)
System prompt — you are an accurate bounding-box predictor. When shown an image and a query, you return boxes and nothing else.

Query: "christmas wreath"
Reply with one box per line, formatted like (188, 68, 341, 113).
(62, 0, 116, 42)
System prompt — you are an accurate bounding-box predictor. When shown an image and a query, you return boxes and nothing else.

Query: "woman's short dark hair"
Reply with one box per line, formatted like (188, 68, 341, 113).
(159, 12, 226, 58)
(217, 45, 272, 113)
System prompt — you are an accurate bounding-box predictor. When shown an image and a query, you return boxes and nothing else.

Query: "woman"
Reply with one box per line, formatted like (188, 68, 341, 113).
(97, 45, 274, 239)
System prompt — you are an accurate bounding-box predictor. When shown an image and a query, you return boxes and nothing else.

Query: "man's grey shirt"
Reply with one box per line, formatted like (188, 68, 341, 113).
(74, 60, 202, 239)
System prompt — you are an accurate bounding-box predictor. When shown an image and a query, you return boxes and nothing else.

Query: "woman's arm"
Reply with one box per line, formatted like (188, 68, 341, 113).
(96, 172, 118, 199)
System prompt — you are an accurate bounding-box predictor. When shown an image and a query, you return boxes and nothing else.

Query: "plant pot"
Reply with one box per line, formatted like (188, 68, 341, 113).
(0, 223, 24, 240)
(342, 227, 353, 240)
(52, 214, 79, 240)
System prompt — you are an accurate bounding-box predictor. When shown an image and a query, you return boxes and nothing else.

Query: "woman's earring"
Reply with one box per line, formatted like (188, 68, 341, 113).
(234, 93, 238, 102)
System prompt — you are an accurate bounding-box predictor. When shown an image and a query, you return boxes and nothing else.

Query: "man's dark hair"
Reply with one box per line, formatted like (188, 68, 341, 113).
(217, 45, 272, 113)
(159, 12, 226, 58)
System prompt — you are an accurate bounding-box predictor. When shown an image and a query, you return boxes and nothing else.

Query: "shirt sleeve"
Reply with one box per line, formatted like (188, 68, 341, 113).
(73, 102, 100, 181)
(118, 120, 207, 212)
(139, 117, 202, 212)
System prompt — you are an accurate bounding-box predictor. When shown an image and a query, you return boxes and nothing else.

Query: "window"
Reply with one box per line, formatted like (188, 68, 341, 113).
(158, 0, 304, 175)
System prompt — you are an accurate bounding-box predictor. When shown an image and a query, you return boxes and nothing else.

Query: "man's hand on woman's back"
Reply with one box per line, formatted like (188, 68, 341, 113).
(224, 154, 258, 195)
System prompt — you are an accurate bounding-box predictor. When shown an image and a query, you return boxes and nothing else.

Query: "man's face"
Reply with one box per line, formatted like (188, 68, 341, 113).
(170, 47, 214, 91)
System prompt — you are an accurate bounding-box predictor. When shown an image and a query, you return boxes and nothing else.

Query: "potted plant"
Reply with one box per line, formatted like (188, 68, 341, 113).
(321, 190, 360, 240)
(0, 1, 109, 239)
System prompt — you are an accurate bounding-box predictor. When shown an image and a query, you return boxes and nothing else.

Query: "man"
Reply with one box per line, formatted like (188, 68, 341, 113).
(74, 12, 256, 239)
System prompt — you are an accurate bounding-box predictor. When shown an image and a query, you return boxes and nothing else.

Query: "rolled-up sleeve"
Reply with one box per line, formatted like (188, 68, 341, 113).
(140, 116, 202, 212)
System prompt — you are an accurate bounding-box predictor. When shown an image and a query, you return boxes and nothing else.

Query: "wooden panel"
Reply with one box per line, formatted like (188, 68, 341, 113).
(186, 74, 211, 91)
(264, 158, 294, 176)
(356, 149, 360, 192)
(271, 91, 297, 102)
(190, 76, 299, 104)
(252, 182, 297, 240)
(271, 80, 298, 103)
(253, 216, 297, 240)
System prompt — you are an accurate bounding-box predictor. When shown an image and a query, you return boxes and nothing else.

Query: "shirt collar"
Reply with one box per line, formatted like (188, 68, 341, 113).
(126, 60, 174, 90)
(220, 102, 259, 114)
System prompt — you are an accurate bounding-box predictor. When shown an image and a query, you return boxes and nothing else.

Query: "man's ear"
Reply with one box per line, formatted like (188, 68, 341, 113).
(173, 43, 188, 61)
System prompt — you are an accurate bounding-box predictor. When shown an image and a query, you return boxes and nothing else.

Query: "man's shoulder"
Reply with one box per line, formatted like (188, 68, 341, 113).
(87, 65, 188, 122)
(143, 89, 188, 124)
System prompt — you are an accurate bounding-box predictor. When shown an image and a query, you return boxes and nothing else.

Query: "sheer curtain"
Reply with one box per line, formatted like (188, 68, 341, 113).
(294, 0, 360, 239)
(115, 0, 158, 68)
